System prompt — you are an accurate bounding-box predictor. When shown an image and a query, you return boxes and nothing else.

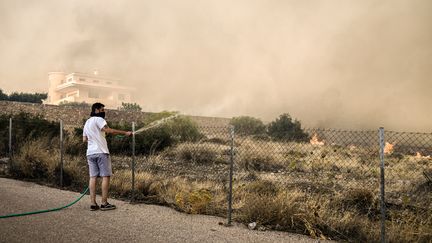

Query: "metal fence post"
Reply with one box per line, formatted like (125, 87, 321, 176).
(8, 118, 12, 169)
(379, 127, 386, 243)
(131, 121, 136, 201)
(60, 120, 64, 187)
(227, 125, 235, 226)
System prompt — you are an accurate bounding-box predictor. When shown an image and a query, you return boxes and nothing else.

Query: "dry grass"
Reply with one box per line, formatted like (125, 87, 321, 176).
(111, 170, 227, 215)
(8, 135, 432, 242)
(11, 138, 59, 180)
(166, 142, 229, 165)
(386, 208, 432, 242)
(10, 136, 89, 188)
(233, 181, 379, 241)
(62, 155, 88, 187)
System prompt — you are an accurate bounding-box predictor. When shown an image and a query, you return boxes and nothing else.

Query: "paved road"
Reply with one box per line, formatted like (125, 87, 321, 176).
(0, 178, 326, 243)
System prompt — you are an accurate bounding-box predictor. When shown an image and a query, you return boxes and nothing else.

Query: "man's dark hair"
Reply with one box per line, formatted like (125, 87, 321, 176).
(90, 102, 105, 117)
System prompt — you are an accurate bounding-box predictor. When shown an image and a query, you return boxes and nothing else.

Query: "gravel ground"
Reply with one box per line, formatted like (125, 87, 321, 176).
(0, 177, 332, 243)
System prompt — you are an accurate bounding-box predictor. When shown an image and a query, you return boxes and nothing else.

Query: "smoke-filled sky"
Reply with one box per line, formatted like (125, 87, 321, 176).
(0, 0, 431, 131)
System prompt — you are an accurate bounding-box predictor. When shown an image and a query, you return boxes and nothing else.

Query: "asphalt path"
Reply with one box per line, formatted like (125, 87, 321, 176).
(0, 178, 328, 243)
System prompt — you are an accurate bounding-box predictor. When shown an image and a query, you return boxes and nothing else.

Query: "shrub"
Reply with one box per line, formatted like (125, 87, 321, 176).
(167, 142, 227, 165)
(267, 113, 309, 142)
(60, 156, 88, 187)
(64, 133, 86, 156)
(105, 113, 203, 155)
(339, 188, 377, 215)
(118, 102, 142, 112)
(0, 89, 8, 100)
(229, 116, 266, 136)
(111, 170, 162, 199)
(0, 112, 60, 157)
(237, 142, 285, 172)
(10, 138, 59, 180)
(175, 188, 213, 214)
(245, 180, 279, 196)
(238, 189, 317, 234)
(58, 101, 90, 107)
(142, 111, 177, 124)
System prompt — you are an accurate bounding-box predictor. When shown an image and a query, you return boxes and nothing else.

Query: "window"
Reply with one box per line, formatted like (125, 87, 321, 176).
(107, 81, 112, 85)
(118, 94, 125, 101)
(89, 90, 100, 98)
(93, 80, 99, 83)
(79, 78, 86, 81)
(67, 78, 72, 82)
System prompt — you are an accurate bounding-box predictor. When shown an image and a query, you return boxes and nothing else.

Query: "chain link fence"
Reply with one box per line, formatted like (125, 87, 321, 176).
(382, 131, 432, 241)
(117, 125, 232, 216)
(1, 116, 431, 242)
(231, 128, 382, 240)
(384, 131, 432, 207)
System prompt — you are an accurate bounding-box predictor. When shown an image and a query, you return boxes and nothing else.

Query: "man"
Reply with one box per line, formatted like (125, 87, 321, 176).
(83, 102, 132, 211)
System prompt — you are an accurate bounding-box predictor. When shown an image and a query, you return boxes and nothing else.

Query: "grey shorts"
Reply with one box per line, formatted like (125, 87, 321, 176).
(87, 153, 112, 177)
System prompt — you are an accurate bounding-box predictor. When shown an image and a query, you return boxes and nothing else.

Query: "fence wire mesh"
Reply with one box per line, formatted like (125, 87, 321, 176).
(230, 129, 381, 239)
(383, 131, 432, 241)
(384, 131, 432, 207)
(109, 126, 232, 216)
(3, 116, 62, 184)
(1, 116, 432, 242)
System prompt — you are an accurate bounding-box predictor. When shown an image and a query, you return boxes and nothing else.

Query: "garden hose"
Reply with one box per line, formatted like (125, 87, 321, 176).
(0, 187, 89, 219)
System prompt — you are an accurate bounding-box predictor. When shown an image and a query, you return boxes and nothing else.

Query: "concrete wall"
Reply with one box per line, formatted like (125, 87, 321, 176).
(0, 101, 230, 129)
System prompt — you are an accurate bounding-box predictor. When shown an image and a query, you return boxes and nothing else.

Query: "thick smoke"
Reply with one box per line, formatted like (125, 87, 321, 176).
(0, 0, 431, 131)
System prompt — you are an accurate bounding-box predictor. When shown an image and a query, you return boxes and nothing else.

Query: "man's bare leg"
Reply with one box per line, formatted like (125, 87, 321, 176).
(101, 176, 110, 204)
(89, 177, 97, 205)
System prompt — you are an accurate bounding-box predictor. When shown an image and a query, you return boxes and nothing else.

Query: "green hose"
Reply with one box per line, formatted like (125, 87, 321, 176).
(0, 187, 89, 219)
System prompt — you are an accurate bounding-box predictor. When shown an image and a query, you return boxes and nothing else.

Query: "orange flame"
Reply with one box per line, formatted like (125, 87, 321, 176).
(310, 134, 324, 146)
(384, 142, 394, 154)
(415, 152, 431, 159)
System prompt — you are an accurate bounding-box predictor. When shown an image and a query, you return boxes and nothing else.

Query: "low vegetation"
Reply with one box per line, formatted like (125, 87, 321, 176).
(118, 102, 142, 112)
(1, 112, 431, 242)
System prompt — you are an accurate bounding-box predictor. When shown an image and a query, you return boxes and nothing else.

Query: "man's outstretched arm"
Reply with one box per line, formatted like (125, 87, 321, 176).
(101, 126, 132, 136)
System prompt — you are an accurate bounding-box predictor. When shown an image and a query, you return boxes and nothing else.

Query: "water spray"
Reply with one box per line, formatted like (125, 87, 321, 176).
(116, 114, 180, 138)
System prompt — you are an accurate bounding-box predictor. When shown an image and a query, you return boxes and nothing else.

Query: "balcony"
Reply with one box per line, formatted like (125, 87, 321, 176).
(55, 80, 132, 93)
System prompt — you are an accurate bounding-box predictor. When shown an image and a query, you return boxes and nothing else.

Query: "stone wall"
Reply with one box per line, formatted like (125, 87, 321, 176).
(0, 101, 230, 129)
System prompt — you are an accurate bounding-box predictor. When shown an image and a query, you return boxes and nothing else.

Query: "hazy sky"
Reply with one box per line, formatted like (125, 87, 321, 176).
(0, 0, 431, 131)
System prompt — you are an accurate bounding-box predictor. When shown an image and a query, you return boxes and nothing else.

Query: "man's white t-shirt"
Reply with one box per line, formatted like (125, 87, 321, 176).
(83, 117, 109, 156)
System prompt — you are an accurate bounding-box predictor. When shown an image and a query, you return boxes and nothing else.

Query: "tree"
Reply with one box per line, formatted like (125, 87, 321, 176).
(6, 91, 47, 103)
(0, 89, 8, 101)
(229, 116, 266, 136)
(267, 113, 309, 142)
(119, 102, 142, 112)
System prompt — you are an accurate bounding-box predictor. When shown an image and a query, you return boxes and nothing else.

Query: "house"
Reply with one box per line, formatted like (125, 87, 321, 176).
(43, 71, 133, 109)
